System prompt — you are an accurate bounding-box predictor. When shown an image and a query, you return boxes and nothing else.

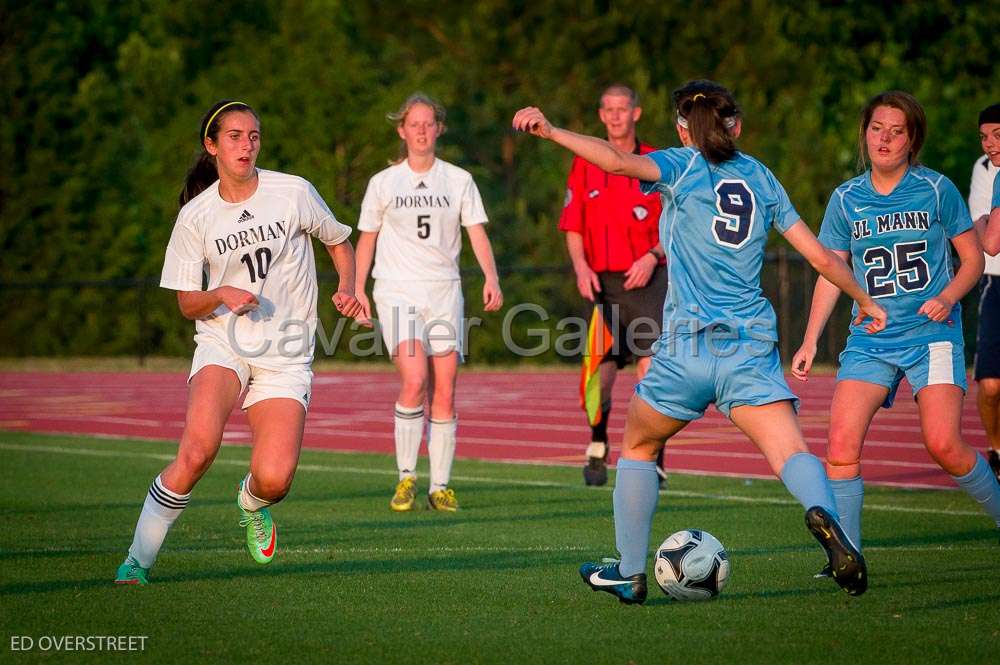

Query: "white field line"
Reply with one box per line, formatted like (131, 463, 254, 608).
(0, 442, 985, 518)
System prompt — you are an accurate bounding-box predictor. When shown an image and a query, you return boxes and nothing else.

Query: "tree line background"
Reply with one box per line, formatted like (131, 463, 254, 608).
(1, 0, 996, 364)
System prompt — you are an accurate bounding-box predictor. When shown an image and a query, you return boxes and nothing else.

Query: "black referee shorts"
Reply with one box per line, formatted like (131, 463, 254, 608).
(975, 274, 1000, 381)
(593, 265, 668, 368)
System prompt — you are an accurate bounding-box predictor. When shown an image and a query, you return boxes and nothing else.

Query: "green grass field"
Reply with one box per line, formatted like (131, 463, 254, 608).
(2, 431, 997, 663)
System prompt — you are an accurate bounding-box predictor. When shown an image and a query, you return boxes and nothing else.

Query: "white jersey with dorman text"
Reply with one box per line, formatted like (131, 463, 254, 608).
(358, 158, 488, 281)
(160, 169, 352, 369)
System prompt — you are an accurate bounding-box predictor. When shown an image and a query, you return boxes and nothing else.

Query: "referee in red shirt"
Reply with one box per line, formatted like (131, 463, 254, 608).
(559, 84, 668, 485)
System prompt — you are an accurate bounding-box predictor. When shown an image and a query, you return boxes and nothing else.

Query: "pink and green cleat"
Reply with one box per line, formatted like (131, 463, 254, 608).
(114, 556, 149, 586)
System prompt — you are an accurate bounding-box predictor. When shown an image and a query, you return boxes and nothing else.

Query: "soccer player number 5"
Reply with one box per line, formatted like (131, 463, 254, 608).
(417, 214, 431, 239)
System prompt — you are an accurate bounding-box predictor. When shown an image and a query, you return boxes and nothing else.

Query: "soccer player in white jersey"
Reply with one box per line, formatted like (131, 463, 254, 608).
(114, 100, 364, 585)
(792, 92, 1000, 579)
(969, 103, 1000, 479)
(355, 93, 502, 512)
(515, 80, 885, 603)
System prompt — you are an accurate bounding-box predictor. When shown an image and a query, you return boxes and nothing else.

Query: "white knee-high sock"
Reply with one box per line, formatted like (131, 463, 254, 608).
(238, 473, 275, 512)
(126, 475, 190, 569)
(394, 403, 424, 480)
(428, 416, 458, 493)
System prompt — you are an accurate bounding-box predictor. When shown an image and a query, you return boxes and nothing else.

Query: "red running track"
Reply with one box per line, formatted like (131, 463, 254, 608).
(0, 370, 988, 489)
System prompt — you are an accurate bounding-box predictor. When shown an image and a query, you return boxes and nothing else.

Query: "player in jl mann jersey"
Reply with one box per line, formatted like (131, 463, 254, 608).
(515, 79, 886, 603)
(355, 93, 503, 513)
(793, 91, 1000, 579)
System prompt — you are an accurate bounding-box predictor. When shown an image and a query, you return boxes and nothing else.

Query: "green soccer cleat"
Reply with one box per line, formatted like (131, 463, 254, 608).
(239, 504, 277, 565)
(114, 556, 149, 586)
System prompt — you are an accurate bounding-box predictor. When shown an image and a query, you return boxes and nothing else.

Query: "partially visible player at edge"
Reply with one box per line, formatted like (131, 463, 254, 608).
(792, 92, 1000, 579)
(559, 84, 668, 487)
(115, 100, 364, 585)
(514, 79, 886, 604)
(355, 93, 502, 513)
(969, 103, 1000, 480)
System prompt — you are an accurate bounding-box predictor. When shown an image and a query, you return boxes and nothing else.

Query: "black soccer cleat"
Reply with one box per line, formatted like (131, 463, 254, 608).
(813, 562, 833, 579)
(805, 506, 868, 596)
(583, 441, 609, 486)
(988, 450, 1000, 482)
(579, 560, 647, 605)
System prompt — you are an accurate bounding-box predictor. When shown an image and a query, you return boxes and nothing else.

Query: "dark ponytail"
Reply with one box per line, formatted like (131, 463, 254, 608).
(179, 100, 259, 207)
(672, 80, 740, 164)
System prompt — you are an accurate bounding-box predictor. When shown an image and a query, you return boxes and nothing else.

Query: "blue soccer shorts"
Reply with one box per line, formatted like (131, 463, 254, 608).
(837, 340, 967, 408)
(636, 329, 799, 421)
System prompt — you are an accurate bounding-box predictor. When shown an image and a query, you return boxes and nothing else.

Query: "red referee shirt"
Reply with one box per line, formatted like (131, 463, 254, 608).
(558, 141, 663, 273)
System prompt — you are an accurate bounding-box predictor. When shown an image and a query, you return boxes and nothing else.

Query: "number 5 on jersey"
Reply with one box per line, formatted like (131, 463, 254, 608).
(417, 214, 431, 240)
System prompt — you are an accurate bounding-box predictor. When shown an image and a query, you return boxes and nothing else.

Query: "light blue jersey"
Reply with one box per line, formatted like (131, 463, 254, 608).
(818, 166, 972, 349)
(641, 147, 800, 341)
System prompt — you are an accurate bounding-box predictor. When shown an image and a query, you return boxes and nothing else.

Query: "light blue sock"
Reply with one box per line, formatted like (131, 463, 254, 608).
(780, 452, 839, 521)
(830, 477, 864, 549)
(613, 458, 660, 578)
(952, 455, 1000, 528)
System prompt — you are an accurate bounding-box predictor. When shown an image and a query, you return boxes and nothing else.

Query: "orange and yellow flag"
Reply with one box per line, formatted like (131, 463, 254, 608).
(580, 305, 613, 427)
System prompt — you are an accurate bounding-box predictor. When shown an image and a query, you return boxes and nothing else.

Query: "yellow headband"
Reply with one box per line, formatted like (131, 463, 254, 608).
(692, 93, 706, 101)
(203, 101, 249, 142)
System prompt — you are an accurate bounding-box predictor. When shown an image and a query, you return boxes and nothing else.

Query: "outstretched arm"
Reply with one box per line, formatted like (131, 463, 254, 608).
(512, 107, 661, 182)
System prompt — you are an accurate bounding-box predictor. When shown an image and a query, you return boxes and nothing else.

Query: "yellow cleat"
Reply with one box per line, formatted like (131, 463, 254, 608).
(427, 488, 459, 512)
(390, 477, 417, 512)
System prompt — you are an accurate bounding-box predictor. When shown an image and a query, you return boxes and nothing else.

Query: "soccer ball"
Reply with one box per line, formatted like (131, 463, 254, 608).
(653, 529, 730, 601)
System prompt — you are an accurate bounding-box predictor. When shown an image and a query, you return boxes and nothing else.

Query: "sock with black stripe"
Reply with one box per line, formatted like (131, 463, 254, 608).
(394, 403, 424, 480)
(126, 474, 191, 569)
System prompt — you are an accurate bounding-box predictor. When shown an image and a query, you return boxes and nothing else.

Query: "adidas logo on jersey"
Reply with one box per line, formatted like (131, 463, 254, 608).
(237, 209, 254, 224)
(416, 181, 428, 189)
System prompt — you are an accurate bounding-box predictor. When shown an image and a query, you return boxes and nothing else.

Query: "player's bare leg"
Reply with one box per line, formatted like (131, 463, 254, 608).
(427, 350, 459, 510)
(117, 366, 241, 584)
(237, 398, 306, 564)
(918, 384, 1000, 531)
(976, 378, 1000, 479)
(389, 339, 428, 511)
(634, 355, 666, 485)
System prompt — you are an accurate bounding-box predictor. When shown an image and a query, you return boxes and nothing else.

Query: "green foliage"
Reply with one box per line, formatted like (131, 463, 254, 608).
(1, 2, 995, 361)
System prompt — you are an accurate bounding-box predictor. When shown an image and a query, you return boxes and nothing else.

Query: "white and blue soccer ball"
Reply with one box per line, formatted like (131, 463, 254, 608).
(653, 529, 730, 601)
